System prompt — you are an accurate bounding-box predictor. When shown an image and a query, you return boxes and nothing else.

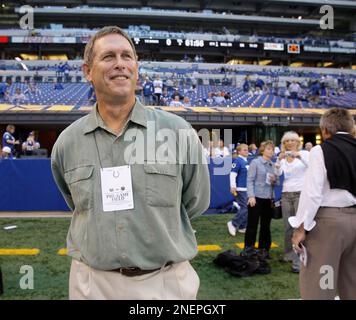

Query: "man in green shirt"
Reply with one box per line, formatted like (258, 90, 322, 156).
(51, 26, 210, 300)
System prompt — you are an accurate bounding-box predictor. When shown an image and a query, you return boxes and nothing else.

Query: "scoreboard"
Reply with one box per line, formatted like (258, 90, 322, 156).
(1, 34, 308, 55)
(133, 37, 262, 50)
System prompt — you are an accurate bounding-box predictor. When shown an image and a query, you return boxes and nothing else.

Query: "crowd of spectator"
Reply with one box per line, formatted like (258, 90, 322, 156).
(241, 74, 355, 106)
(1, 124, 40, 159)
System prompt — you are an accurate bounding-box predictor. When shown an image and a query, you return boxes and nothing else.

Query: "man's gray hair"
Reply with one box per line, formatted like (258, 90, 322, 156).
(319, 108, 355, 135)
(83, 26, 137, 67)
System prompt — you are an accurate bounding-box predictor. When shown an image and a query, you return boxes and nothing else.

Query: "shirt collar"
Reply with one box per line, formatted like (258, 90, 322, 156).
(260, 156, 271, 164)
(238, 155, 248, 161)
(83, 99, 147, 135)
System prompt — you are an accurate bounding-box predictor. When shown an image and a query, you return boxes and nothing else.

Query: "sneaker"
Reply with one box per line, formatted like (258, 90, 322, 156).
(227, 221, 236, 236)
(291, 266, 300, 273)
(232, 201, 241, 211)
(237, 228, 246, 234)
(279, 256, 293, 263)
(280, 253, 294, 263)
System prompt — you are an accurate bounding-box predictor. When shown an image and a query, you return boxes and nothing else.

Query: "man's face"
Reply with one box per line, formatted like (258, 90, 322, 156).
(83, 34, 138, 103)
(305, 143, 313, 151)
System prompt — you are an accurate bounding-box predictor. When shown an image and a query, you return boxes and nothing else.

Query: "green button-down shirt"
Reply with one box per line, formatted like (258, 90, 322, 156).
(51, 100, 210, 270)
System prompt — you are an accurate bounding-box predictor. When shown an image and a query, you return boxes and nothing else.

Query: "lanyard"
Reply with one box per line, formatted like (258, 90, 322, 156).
(93, 127, 138, 169)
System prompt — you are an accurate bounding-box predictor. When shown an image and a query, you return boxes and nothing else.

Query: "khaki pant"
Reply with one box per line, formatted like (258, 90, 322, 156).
(69, 259, 200, 300)
(300, 207, 356, 300)
(282, 192, 301, 269)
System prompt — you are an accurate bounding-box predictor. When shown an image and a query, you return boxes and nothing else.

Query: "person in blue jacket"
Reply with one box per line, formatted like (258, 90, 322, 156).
(227, 143, 250, 236)
(142, 76, 154, 105)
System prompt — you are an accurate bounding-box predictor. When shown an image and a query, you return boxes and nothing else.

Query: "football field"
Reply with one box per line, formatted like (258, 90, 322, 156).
(0, 214, 299, 300)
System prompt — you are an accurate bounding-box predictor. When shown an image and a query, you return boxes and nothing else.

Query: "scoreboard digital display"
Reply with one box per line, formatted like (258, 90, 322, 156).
(132, 37, 259, 49)
(287, 44, 300, 54)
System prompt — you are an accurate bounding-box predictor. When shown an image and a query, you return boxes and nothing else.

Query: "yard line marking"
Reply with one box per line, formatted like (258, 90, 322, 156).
(0, 249, 40, 255)
(57, 245, 222, 255)
(198, 245, 222, 252)
(57, 248, 68, 255)
(235, 242, 279, 249)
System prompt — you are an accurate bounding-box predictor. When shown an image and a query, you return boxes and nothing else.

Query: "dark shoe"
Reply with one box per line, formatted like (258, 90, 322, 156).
(257, 249, 270, 260)
(241, 246, 257, 258)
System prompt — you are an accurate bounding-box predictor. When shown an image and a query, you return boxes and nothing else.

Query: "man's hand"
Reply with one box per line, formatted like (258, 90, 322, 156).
(292, 225, 306, 254)
(248, 197, 256, 207)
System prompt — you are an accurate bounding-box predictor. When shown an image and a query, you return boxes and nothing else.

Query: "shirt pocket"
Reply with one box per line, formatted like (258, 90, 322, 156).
(144, 163, 178, 207)
(64, 165, 95, 212)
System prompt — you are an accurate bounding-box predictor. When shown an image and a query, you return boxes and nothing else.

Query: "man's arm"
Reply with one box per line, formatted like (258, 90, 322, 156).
(289, 146, 325, 231)
(181, 129, 210, 220)
(51, 141, 75, 211)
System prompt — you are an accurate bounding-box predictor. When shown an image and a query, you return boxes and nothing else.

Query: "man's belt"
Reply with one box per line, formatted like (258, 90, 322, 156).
(111, 262, 173, 277)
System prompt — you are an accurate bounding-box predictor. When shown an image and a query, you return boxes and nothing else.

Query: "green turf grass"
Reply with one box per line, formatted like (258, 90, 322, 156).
(0, 214, 299, 300)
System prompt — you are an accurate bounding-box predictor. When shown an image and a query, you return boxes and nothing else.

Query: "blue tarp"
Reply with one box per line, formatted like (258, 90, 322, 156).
(0, 158, 281, 212)
(0, 159, 69, 211)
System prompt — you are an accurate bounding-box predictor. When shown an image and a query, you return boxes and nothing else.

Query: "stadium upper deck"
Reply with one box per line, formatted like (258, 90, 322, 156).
(1, 1, 356, 65)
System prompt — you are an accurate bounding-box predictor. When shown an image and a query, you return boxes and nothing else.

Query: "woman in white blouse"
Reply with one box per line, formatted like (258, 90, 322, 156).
(276, 131, 309, 273)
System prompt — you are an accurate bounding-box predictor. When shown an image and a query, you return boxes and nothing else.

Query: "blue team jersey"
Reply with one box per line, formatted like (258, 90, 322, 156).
(2, 132, 15, 151)
(143, 82, 154, 96)
(231, 156, 249, 190)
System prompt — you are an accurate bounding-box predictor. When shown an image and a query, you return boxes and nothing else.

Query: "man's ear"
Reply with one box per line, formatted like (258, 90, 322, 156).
(82, 63, 92, 82)
(321, 128, 331, 140)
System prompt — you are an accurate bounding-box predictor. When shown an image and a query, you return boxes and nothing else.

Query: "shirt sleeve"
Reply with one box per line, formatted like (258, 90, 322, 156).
(288, 146, 325, 231)
(231, 159, 239, 173)
(51, 140, 75, 211)
(247, 159, 257, 198)
(230, 172, 237, 189)
(5, 133, 12, 143)
(275, 159, 284, 176)
(182, 129, 210, 220)
(299, 150, 309, 167)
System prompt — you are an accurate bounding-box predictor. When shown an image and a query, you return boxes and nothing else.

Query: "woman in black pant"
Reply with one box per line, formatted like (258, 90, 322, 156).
(244, 140, 277, 258)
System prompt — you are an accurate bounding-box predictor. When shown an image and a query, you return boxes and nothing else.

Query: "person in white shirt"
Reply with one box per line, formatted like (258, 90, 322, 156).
(275, 131, 309, 273)
(290, 108, 356, 300)
(214, 139, 230, 157)
(304, 142, 313, 152)
(169, 95, 184, 107)
(11, 88, 28, 107)
(288, 81, 301, 100)
(153, 75, 163, 106)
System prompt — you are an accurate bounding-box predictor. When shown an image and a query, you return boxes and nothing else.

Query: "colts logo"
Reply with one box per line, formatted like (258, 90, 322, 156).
(231, 163, 236, 169)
